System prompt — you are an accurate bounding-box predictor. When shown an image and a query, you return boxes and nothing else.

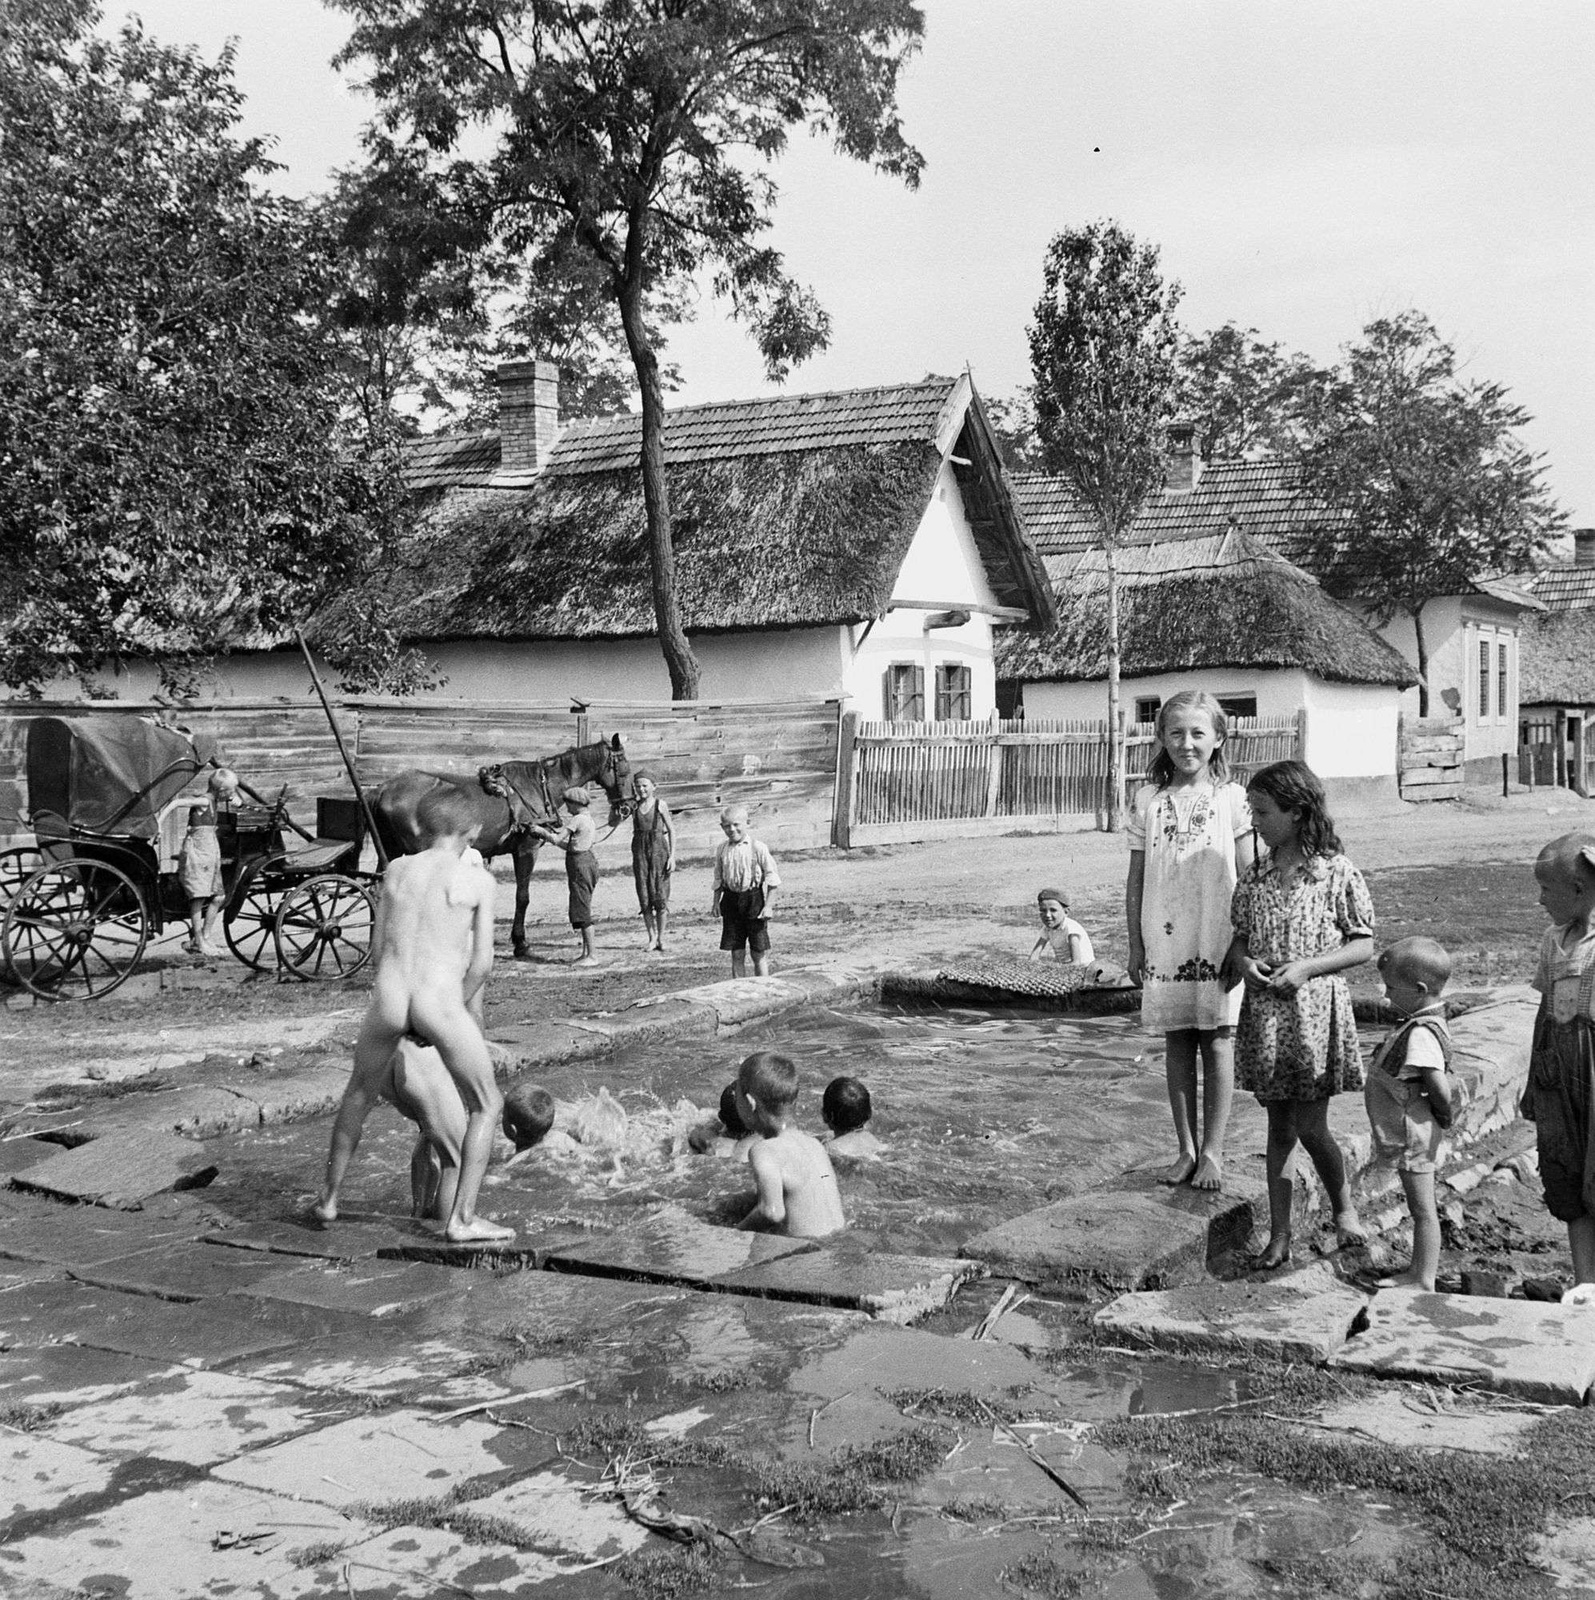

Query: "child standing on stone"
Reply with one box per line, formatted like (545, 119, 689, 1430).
(711, 805, 780, 978)
(1365, 937, 1456, 1290)
(1126, 690, 1255, 1191)
(1524, 833, 1595, 1304)
(1226, 759, 1374, 1270)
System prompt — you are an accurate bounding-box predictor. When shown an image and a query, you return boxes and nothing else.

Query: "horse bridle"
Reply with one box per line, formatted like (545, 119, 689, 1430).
(478, 749, 632, 836)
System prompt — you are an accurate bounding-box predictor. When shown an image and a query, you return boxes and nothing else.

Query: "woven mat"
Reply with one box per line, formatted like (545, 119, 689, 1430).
(935, 958, 1093, 998)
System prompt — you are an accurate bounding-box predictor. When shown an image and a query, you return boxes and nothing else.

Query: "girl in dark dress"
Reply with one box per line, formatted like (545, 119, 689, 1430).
(630, 772, 675, 951)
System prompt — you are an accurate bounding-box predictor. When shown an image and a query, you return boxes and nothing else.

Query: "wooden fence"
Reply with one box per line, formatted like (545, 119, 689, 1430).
(834, 712, 1304, 847)
(0, 697, 843, 855)
(1398, 716, 1465, 803)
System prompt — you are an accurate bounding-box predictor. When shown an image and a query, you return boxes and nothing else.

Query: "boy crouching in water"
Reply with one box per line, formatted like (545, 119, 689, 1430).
(1527, 834, 1595, 1304)
(314, 786, 511, 1243)
(1365, 937, 1455, 1290)
(734, 1052, 844, 1238)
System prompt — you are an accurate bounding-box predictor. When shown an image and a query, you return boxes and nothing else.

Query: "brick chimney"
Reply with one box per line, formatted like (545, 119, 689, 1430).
(1576, 528, 1595, 568)
(1163, 420, 1201, 494)
(494, 358, 560, 483)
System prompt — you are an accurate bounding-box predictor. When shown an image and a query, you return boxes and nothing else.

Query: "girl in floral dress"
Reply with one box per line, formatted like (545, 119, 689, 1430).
(1127, 691, 1256, 1192)
(1227, 759, 1375, 1269)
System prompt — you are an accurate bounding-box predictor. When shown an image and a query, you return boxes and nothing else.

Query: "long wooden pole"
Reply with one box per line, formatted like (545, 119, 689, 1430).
(296, 631, 390, 869)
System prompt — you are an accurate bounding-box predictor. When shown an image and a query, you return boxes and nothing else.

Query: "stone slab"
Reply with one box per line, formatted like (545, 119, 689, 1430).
(376, 1226, 592, 1272)
(0, 1203, 204, 1268)
(542, 1203, 815, 1286)
(236, 1259, 465, 1318)
(67, 1246, 293, 1302)
(717, 1245, 984, 1323)
(334, 1524, 582, 1594)
(458, 1268, 692, 1341)
(789, 1320, 1046, 1403)
(0, 1477, 367, 1600)
(673, 976, 814, 1028)
(234, 1065, 350, 1126)
(466, 1469, 649, 1563)
(43, 1368, 329, 1466)
(1330, 1288, 1595, 1403)
(1092, 1263, 1370, 1363)
(563, 998, 718, 1050)
(0, 1136, 59, 1179)
(66, 1086, 253, 1142)
(229, 1331, 519, 1408)
(1315, 1395, 1538, 1455)
(11, 1131, 217, 1209)
(2, 1434, 119, 1532)
(0, 1345, 185, 1411)
(962, 1174, 1262, 1290)
(213, 1409, 508, 1508)
(490, 1019, 613, 1067)
(201, 1217, 402, 1262)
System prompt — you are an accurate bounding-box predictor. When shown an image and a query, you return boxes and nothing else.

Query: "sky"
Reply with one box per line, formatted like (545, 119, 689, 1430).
(107, 0, 1594, 525)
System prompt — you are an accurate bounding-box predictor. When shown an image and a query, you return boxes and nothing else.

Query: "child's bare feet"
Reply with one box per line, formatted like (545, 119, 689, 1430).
(572, 954, 596, 967)
(1159, 1153, 1198, 1185)
(1373, 1270, 1435, 1291)
(309, 1197, 336, 1226)
(1562, 1283, 1595, 1307)
(1190, 1154, 1223, 1191)
(1251, 1236, 1291, 1270)
(1334, 1210, 1367, 1248)
(445, 1216, 515, 1243)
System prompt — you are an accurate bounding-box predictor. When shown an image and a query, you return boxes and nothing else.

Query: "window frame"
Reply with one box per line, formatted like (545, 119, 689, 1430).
(1479, 638, 1492, 722)
(934, 662, 972, 722)
(1498, 640, 1510, 719)
(883, 663, 926, 722)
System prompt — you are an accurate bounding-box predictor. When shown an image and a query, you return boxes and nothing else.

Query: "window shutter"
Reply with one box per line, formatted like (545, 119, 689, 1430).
(910, 665, 925, 722)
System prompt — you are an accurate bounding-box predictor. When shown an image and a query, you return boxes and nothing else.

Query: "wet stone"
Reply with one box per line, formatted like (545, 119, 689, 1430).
(454, 1265, 691, 1341)
(67, 1245, 293, 1302)
(237, 1258, 466, 1318)
(962, 1175, 1261, 1290)
(675, 976, 814, 1028)
(463, 1469, 650, 1564)
(333, 1525, 580, 1594)
(0, 1202, 205, 1268)
(2, 1435, 119, 1533)
(229, 1331, 517, 1407)
(1092, 1263, 1370, 1363)
(0, 1136, 58, 1180)
(490, 1019, 613, 1067)
(67, 1086, 252, 1143)
(1315, 1395, 1538, 1454)
(0, 1345, 185, 1410)
(1330, 1287, 1595, 1403)
(790, 1321, 1045, 1403)
(542, 1203, 815, 1286)
(11, 1130, 217, 1210)
(202, 1216, 406, 1262)
(717, 1245, 984, 1323)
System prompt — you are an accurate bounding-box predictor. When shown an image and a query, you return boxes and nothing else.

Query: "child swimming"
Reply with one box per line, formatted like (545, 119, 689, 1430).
(1031, 887, 1094, 965)
(733, 1052, 844, 1237)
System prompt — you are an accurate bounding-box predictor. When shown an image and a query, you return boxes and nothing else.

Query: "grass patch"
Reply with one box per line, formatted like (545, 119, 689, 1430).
(695, 1368, 754, 1394)
(289, 1540, 348, 1569)
(1002, 1550, 1088, 1598)
(357, 1490, 560, 1556)
(0, 1400, 65, 1432)
(507, 1326, 597, 1359)
(615, 1547, 717, 1598)
(885, 1384, 1037, 1424)
(941, 1496, 1012, 1523)
(755, 1428, 946, 1519)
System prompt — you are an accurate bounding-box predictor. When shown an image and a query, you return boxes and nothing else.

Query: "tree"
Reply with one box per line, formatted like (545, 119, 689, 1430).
(1028, 222, 1182, 829)
(1296, 311, 1561, 715)
(328, 0, 926, 700)
(1174, 322, 1325, 461)
(0, 0, 400, 695)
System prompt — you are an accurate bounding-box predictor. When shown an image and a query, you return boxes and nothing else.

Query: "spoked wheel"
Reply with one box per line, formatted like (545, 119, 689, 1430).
(223, 859, 286, 972)
(0, 845, 44, 906)
(2, 860, 150, 1000)
(273, 874, 375, 981)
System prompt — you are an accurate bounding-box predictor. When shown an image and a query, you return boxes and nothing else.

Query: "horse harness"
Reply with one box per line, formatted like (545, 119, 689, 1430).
(477, 747, 631, 843)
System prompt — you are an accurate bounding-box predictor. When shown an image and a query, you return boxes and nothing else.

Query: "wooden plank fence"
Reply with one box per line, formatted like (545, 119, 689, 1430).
(835, 712, 1304, 847)
(1, 697, 843, 855)
(1398, 715, 1465, 803)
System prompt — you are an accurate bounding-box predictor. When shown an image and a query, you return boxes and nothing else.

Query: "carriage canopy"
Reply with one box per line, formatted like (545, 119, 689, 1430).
(26, 716, 218, 841)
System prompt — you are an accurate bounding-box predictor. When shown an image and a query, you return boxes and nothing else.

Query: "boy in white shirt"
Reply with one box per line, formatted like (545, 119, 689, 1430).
(711, 805, 780, 978)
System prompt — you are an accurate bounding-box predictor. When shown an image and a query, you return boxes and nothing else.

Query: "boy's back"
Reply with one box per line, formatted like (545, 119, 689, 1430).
(375, 848, 492, 996)
(749, 1127, 845, 1237)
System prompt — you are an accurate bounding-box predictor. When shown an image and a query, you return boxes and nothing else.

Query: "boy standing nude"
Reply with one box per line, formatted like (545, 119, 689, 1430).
(733, 1052, 845, 1238)
(313, 787, 511, 1243)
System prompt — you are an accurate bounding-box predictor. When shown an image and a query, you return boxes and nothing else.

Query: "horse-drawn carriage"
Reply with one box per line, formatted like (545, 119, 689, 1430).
(0, 716, 379, 1000)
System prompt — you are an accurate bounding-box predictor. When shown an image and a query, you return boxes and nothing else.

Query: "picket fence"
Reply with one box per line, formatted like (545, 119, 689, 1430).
(834, 712, 1304, 846)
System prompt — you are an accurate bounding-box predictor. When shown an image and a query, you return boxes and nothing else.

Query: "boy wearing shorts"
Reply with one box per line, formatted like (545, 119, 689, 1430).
(711, 805, 780, 977)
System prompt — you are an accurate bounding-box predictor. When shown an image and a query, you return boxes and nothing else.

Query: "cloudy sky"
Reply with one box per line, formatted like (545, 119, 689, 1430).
(109, 1, 1593, 524)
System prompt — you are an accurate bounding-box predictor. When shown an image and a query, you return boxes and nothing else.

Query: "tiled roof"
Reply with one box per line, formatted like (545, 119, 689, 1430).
(402, 431, 500, 493)
(1526, 564, 1595, 612)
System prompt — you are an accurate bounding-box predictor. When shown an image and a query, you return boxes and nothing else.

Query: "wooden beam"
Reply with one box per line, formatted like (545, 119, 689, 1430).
(887, 598, 1030, 622)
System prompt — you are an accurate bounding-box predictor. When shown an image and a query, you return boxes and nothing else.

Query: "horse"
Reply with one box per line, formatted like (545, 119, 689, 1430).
(368, 734, 632, 957)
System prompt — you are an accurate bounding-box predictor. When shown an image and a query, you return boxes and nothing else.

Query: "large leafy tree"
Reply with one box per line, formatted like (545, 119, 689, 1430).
(1296, 311, 1561, 714)
(1028, 222, 1182, 829)
(328, 0, 926, 700)
(0, 0, 401, 696)
(1174, 322, 1325, 462)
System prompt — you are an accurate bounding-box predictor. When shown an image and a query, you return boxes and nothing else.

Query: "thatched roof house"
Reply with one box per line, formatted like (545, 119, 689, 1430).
(1007, 448, 1538, 785)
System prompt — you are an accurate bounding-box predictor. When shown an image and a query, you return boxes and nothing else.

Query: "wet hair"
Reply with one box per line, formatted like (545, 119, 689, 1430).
(1378, 936, 1451, 994)
(718, 1082, 749, 1138)
(1036, 886, 1069, 910)
(822, 1076, 872, 1134)
(721, 804, 750, 826)
(501, 1086, 555, 1150)
(1147, 690, 1230, 789)
(1246, 759, 1341, 860)
(737, 1050, 798, 1111)
(416, 783, 482, 843)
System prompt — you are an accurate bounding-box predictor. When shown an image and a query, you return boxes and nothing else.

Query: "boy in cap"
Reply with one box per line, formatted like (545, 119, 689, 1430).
(532, 786, 600, 965)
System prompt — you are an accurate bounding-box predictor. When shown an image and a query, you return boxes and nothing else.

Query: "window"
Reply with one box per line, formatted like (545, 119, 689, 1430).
(935, 663, 972, 721)
(883, 664, 925, 721)
(1216, 694, 1258, 722)
(1134, 696, 1162, 725)
(1499, 641, 1510, 718)
(1479, 639, 1491, 720)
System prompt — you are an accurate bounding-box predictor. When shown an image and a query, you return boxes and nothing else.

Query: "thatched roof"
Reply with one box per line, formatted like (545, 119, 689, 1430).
(349, 375, 1054, 643)
(998, 524, 1419, 688)
(1521, 608, 1595, 705)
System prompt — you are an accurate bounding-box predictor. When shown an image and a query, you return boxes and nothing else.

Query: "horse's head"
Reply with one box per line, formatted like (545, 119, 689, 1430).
(595, 734, 633, 824)
(477, 764, 510, 800)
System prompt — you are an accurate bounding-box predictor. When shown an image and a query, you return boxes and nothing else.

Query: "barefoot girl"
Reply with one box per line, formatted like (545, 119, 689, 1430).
(629, 772, 675, 951)
(1226, 759, 1374, 1268)
(1126, 691, 1255, 1191)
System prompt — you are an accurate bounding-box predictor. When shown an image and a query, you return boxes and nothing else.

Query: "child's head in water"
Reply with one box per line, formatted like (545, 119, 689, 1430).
(735, 1051, 798, 1135)
(502, 1086, 556, 1151)
(718, 1083, 749, 1138)
(416, 784, 484, 846)
(1246, 759, 1340, 860)
(1147, 690, 1229, 788)
(822, 1076, 872, 1135)
(1537, 834, 1595, 932)
(1378, 937, 1451, 1018)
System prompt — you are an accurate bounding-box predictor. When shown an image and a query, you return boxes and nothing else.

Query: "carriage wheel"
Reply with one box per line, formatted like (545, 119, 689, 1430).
(223, 860, 286, 972)
(1, 860, 150, 1001)
(273, 875, 375, 981)
(0, 846, 45, 906)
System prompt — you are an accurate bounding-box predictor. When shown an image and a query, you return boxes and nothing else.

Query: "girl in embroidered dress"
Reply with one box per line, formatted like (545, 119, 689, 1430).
(1126, 691, 1255, 1192)
(1226, 760, 1375, 1269)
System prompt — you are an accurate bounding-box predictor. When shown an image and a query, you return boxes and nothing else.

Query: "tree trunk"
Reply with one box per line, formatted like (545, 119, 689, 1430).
(1104, 538, 1125, 831)
(618, 284, 700, 701)
(1410, 600, 1430, 718)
